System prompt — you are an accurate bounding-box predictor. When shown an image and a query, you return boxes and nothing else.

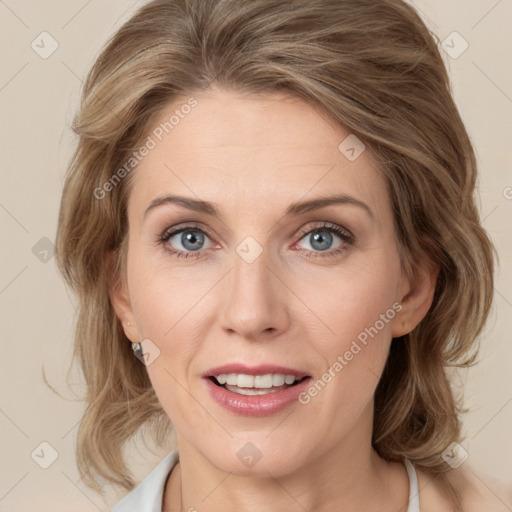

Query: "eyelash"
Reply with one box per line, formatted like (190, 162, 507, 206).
(158, 221, 355, 260)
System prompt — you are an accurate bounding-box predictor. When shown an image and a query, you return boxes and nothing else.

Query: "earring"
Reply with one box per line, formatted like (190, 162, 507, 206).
(132, 342, 143, 359)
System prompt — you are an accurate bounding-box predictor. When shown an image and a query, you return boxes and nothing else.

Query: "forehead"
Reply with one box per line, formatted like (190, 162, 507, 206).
(127, 87, 390, 224)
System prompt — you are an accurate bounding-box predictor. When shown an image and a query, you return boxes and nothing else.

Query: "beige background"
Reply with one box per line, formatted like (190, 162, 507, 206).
(0, 0, 511, 510)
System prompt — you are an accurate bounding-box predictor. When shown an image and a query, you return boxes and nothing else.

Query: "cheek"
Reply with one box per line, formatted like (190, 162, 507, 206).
(126, 250, 216, 378)
(294, 249, 401, 353)
(126, 259, 207, 426)
(127, 245, 202, 336)
(295, 254, 401, 418)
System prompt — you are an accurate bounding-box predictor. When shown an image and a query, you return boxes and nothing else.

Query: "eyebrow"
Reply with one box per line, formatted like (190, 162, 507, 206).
(143, 193, 374, 220)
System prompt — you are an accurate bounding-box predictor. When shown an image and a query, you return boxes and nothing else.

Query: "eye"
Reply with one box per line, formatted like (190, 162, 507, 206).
(294, 222, 354, 257)
(158, 221, 354, 260)
(159, 224, 214, 258)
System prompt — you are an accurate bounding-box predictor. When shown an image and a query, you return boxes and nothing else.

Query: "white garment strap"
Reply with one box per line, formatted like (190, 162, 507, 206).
(404, 458, 420, 512)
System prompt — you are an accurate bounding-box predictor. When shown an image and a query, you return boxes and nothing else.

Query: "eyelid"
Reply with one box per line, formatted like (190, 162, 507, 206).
(159, 220, 355, 258)
(294, 221, 354, 243)
(160, 221, 216, 241)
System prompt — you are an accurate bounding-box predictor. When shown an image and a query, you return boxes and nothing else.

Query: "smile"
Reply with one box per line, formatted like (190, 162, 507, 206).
(203, 364, 312, 416)
(211, 373, 306, 395)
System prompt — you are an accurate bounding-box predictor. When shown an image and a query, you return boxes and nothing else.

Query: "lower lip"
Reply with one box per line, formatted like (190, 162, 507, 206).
(204, 377, 311, 417)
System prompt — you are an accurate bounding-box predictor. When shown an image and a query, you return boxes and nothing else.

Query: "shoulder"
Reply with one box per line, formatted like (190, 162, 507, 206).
(445, 464, 512, 512)
(416, 463, 512, 512)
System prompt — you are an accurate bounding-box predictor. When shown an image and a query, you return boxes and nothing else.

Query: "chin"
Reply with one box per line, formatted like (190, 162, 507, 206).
(201, 437, 312, 478)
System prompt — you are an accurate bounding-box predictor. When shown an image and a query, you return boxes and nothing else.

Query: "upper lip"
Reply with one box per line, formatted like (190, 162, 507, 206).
(203, 363, 310, 379)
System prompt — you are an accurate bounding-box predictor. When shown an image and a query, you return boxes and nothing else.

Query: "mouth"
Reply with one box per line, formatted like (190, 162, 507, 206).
(203, 364, 312, 416)
(208, 373, 308, 396)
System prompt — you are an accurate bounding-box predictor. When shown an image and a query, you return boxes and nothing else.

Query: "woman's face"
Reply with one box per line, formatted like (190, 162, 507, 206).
(114, 87, 425, 477)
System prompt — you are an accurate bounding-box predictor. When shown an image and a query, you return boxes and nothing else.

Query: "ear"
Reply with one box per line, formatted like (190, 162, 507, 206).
(107, 250, 140, 343)
(392, 258, 439, 338)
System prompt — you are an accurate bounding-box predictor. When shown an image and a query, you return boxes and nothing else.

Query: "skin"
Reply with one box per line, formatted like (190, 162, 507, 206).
(111, 86, 442, 511)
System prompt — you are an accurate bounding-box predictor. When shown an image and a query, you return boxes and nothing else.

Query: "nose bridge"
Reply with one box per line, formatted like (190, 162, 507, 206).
(219, 241, 288, 338)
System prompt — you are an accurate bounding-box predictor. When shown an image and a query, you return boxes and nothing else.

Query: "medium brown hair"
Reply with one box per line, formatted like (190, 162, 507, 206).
(54, 0, 495, 505)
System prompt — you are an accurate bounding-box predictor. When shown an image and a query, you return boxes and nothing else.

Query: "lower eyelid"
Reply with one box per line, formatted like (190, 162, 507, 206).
(160, 224, 353, 257)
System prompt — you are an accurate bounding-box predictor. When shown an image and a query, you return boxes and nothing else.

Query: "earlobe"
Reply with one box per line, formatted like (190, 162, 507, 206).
(392, 262, 438, 338)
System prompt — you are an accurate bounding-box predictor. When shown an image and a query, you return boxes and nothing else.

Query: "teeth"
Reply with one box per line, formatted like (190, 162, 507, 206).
(254, 374, 273, 388)
(272, 374, 285, 386)
(226, 373, 238, 385)
(224, 385, 282, 396)
(216, 374, 228, 385)
(214, 373, 300, 389)
(237, 374, 254, 388)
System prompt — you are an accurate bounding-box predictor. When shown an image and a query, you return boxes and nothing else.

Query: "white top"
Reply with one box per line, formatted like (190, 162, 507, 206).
(110, 451, 420, 511)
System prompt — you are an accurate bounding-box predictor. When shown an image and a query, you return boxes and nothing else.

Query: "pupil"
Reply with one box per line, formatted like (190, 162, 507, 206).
(182, 230, 204, 251)
(311, 231, 332, 251)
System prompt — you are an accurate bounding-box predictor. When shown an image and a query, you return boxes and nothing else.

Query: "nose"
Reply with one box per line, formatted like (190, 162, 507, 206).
(218, 246, 291, 340)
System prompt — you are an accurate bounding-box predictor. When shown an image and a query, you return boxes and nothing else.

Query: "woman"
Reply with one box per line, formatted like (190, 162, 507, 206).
(55, 0, 509, 510)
